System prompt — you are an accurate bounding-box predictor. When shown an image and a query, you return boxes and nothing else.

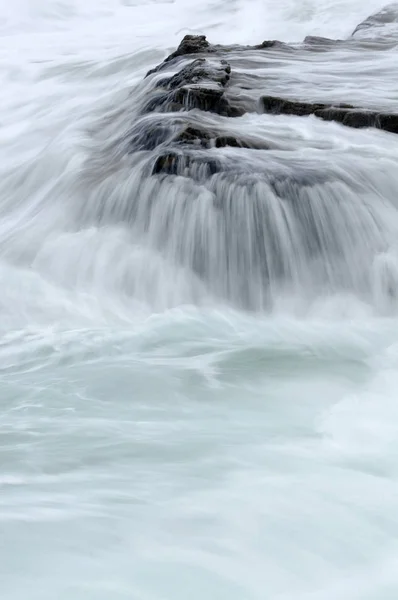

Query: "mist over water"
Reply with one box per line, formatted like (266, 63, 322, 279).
(1, 1, 398, 599)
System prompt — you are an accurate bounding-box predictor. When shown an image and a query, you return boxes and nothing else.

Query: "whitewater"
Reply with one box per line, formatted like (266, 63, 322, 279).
(1, 0, 398, 598)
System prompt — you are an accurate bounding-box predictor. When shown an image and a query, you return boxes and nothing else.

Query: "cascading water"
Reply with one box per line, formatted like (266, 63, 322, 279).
(68, 38, 398, 312)
(2, 1, 398, 599)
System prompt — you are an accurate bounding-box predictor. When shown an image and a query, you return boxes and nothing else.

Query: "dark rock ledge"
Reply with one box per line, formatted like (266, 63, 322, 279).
(143, 57, 244, 118)
(261, 96, 398, 134)
(145, 34, 287, 77)
(132, 6, 398, 176)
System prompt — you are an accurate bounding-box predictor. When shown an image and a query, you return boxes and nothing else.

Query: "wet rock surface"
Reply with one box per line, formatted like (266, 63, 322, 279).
(152, 151, 221, 178)
(86, 8, 398, 309)
(146, 35, 213, 77)
(145, 35, 291, 77)
(261, 96, 398, 133)
(127, 7, 398, 181)
(303, 35, 345, 51)
(174, 125, 269, 150)
(261, 97, 355, 117)
(162, 58, 231, 90)
(143, 57, 243, 118)
(352, 3, 398, 39)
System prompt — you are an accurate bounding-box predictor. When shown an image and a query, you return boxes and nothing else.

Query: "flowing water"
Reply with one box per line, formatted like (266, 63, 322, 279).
(1, 1, 398, 599)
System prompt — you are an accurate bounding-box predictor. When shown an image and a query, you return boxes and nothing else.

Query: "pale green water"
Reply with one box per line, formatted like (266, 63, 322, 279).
(1, 1, 398, 598)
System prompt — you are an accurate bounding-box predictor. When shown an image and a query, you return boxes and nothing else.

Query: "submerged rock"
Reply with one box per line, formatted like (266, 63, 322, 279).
(152, 151, 221, 177)
(261, 96, 354, 117)
(174, 125, 270, 150)
(352, 3, 398, 39)
(303, 35, 345, 51)
(163, 58, 231, 90)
